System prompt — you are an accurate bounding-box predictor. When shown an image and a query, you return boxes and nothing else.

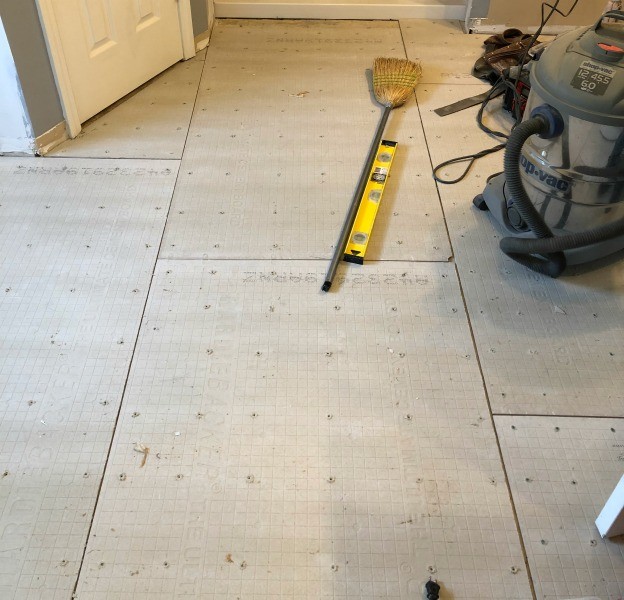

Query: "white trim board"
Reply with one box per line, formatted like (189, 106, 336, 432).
(596, 474, 624, 538)
(467, 21, 580, 34)
(215, 0, 466, 19)
(34, 0, 81, 138)
(178, 0, 197, 59)
(36, 120, 68, 154)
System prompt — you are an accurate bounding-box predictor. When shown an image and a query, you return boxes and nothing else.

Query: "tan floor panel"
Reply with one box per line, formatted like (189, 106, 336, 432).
(75, 260, 532, 599)
(50, 51, 206, 160)
(161, 20, 451, 261)
(418, 83, 624, 418)
(0, 157, 179, 600)
(400, 20, 489, 84)
(496, 416, 624, 599)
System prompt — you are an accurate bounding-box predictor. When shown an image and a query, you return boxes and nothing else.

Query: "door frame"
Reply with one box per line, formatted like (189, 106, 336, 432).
(35, 0, 196, 138)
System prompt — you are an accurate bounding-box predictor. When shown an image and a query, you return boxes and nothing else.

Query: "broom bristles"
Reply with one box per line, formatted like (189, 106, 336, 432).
(373, 57, 422, 108)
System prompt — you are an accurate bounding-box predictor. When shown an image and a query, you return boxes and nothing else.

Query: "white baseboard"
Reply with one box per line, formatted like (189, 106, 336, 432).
(215, 0, 466, 20)
(36, 121, 68, 155)
(468, 21, 580, 35)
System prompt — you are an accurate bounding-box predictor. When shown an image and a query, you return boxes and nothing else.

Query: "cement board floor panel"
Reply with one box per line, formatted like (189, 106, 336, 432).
(75, 260, 532, 599)
(496, 415, 624, 599)
(0, 157, 179, 599)
(417, 83, 624, 417)
(160, 20, 451, 262)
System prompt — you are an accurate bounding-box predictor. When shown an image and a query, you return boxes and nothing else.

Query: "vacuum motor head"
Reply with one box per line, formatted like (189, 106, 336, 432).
(530, 10, 624, 128)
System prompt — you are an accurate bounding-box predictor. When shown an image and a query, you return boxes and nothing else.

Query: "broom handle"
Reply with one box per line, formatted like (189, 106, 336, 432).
(322, 104, 392, 292)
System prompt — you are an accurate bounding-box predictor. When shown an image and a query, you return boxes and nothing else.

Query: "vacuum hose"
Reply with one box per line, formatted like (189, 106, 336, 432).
(501, 112, 624, 277)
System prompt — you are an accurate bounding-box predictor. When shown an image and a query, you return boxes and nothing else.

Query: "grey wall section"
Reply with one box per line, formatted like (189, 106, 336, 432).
(191, 0, 209, 37)
(469, 0, 490, 19)
(486, 0, 604, 27)
(0, 0, 64, 137)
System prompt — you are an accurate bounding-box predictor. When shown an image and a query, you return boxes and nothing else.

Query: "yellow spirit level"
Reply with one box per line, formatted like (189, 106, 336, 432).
(343, 139, 397, 265)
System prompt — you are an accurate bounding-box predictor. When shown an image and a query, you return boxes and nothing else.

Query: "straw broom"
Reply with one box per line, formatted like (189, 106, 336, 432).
(322, 57, 422, 292)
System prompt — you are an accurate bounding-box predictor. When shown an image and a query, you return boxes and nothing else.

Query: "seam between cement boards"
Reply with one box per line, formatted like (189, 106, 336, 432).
(44, 156, 183, 161)
(494, 413, 624, 420)
(157, 257, 454, 262)
(397, 20, 537, 599)
(452, 263, 538, 600)
(69, 48, 211, 600)
(397, 20, 455, 261)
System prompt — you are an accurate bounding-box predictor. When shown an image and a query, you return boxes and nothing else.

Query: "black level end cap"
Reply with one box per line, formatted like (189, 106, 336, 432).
(343, 254, 364, 265)
(321, 281, 331, 292)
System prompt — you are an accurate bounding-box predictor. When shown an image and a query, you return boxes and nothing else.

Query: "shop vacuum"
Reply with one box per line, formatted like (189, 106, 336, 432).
(473, 10, 624, 277)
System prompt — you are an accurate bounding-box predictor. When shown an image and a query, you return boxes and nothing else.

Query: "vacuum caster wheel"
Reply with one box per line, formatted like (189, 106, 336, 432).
(472, 194, 489, 211)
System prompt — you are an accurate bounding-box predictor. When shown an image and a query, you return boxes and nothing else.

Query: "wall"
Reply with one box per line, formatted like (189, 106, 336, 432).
(469, 0, 490, 19)
(0, 16, 34, 153)
(0, 0, 64, 138)
(486, 0, 606, 27)
(191, 0, 210, 36)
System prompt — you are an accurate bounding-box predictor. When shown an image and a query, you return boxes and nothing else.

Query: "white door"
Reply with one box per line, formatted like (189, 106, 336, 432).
(48, 0, 186, 123)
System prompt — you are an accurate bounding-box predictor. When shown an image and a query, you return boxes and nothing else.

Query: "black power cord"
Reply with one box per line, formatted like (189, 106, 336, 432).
(432, 0, 580, 185)
(432, 141, 506, 184)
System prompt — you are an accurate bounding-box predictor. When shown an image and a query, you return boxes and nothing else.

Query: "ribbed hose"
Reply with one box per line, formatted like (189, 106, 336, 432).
(502, 115, 624, 277)
(501, 217, 624, 256)
(504, 118, 555, 238)
(501, 117, 567, 277)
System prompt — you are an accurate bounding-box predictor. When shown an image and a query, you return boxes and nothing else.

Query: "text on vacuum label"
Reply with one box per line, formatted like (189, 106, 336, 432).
(520, 156, 570, 191)
(571, 60, 615, 96)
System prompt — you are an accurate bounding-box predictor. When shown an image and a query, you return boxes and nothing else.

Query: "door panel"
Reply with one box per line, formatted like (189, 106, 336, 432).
(51, 0, 184, 122)
(135, 0, 160, 31)
(82, 0, 116, 56)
